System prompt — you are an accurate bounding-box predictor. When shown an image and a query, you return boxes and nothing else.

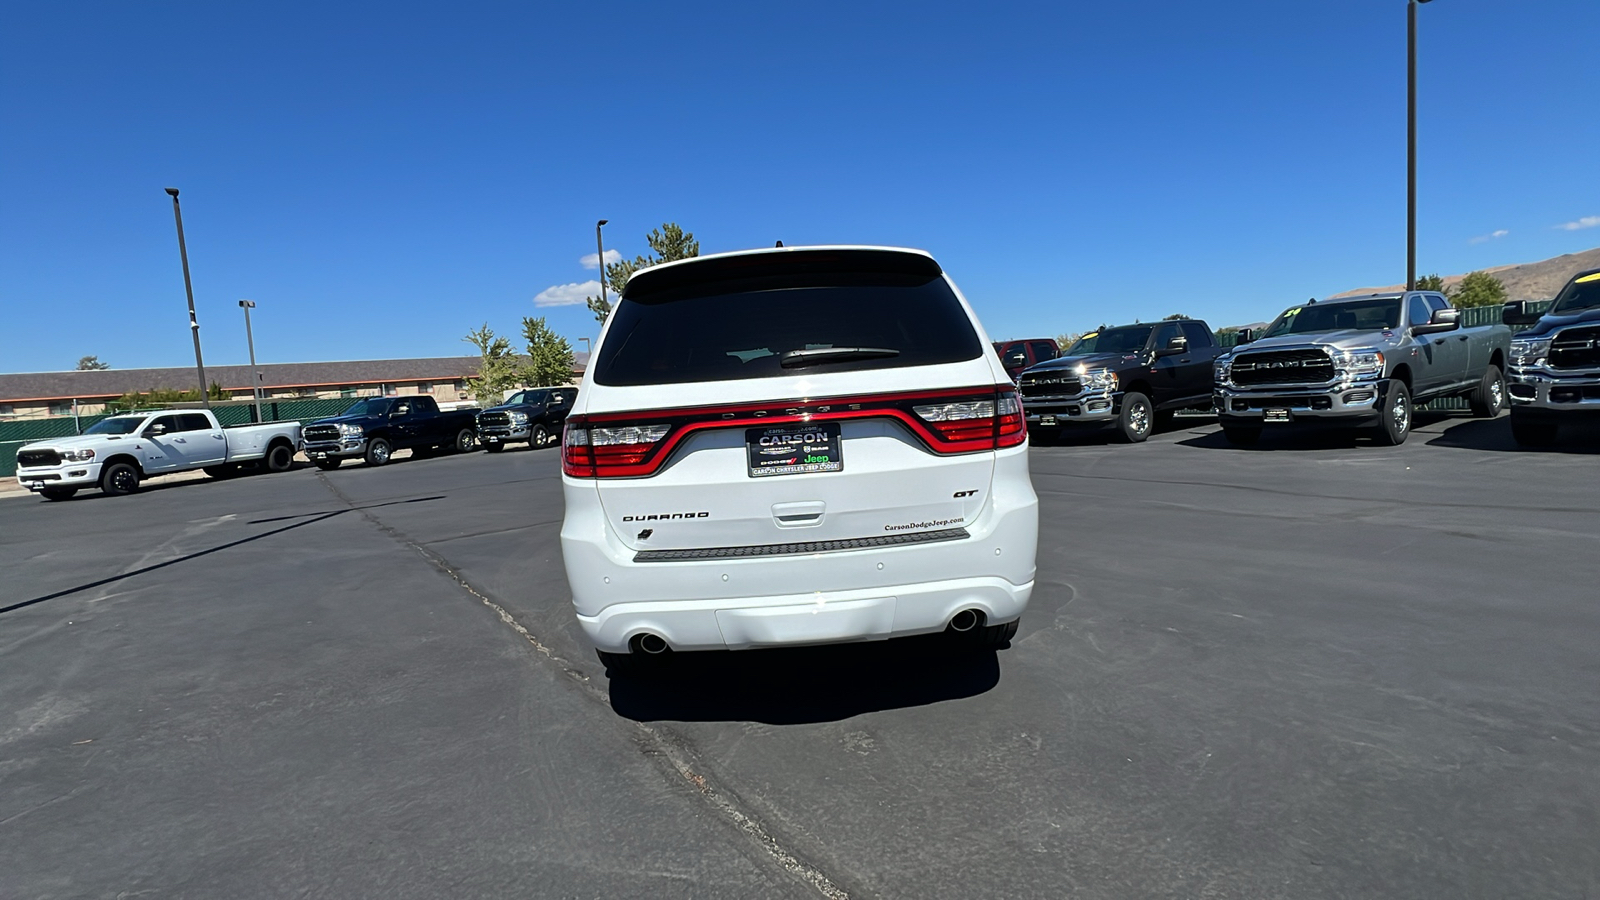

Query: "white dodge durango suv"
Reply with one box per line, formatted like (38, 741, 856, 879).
(560, 246, 1039, 665)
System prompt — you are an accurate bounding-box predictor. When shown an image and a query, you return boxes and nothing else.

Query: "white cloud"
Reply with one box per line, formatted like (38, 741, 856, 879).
(533, 280, 602, 307)
(1556, 215, 1600, 231)
(579, 249, 622, 269)
(1468, 229, 1510, 245)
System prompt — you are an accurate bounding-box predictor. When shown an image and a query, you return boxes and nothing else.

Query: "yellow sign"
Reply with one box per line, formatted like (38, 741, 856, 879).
(1576, 272, 1600, 284)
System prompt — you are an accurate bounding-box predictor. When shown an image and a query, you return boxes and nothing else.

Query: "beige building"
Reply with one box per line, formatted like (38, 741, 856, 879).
(0, 355, 588, 420)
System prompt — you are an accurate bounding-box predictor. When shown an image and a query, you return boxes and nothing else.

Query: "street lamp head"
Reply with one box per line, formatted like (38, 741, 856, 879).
(164, 187, 180, 197)
(238, 299, 256, 308)
(597, 219, 608, 227)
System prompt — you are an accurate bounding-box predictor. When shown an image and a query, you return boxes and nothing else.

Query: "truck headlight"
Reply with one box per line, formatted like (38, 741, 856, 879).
(1509, 337, 1551, 367)
(338, 423, 364, 439)
(1330, 349, 1384, 378)
(1214, 356, 1233, 383)
(60, 448, 96, 462)
(509, 411, 529, 424)
(1077, 367, 1118, 391)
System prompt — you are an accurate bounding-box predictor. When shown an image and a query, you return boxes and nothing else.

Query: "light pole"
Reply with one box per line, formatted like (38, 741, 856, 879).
(239, 300, 263, 423)
(165, 187, 211, 408)
(1407, 0, 1435, 292)
(595, 219, 609, 311)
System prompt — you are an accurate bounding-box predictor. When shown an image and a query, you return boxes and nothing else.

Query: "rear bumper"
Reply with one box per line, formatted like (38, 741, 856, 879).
(560, 448, 1040, 653)
(16, 462, 104, 491)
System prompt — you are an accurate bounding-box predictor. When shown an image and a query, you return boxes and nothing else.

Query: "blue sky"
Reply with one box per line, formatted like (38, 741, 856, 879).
(2, 0, 1596, 373)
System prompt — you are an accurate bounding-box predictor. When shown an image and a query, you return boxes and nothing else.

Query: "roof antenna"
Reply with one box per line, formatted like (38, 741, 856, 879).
(775, 240, 783, 247)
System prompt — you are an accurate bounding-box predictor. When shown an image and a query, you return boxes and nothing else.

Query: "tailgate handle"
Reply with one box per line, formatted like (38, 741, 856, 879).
(772, 501, 825, 527)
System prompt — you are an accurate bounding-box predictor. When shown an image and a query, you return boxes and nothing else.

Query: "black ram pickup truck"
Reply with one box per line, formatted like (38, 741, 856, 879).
(1017, 319, 1224, 443)
(302, 396, 479, 468)
(476, 387, 575, 452)
(1502, 267, 1600, 446)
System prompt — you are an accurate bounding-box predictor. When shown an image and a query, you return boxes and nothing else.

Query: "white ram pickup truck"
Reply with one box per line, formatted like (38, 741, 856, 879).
(14, 409, 303, 500)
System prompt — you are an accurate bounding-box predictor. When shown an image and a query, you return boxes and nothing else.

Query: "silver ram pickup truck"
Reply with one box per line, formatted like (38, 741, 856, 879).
(1501, 267, 1600, 446)
(1213, 291, 1511, 446)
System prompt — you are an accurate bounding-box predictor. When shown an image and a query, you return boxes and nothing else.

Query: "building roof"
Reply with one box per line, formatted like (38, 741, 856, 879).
(0, 354, 590, 403)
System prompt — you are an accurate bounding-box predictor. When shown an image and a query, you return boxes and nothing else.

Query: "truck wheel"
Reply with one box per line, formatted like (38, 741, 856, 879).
(40, 487, 77, 501)
(483, 441, 505, 453)
(1469, 365, 1505, 418)
(1510, 414, 1558, 447)
(452, 428, 476, 453)
(100, 461, 141, 496)
(530, 425, 549, 448)
(364, 438, 392, 467)
(1373, 380, 1411, 446)
(314, 459, 342, 471)
(265, 442, 295, 472)
(1222, 424, 1261, 446)
(1114, 392, 1153, 443)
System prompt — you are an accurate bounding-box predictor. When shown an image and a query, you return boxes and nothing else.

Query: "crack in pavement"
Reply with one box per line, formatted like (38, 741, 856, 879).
(313, 472, 853, 900)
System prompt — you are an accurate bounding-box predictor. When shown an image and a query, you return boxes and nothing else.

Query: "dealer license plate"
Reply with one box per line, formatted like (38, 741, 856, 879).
(746, 423, 843, 478)
(1039, 415, 1058, 426)
(1263, 408, 1292, 423)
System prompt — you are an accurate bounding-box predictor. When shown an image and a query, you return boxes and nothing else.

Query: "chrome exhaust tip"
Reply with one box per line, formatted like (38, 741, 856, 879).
(948, 609, 981, 633)
(635, 633, 670, 655)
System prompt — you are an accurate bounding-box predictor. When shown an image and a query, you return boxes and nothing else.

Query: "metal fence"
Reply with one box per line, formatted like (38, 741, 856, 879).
(1, 398, 355, 478)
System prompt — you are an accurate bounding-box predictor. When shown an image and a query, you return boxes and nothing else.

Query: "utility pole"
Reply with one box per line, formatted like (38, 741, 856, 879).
(239, 300, 263, 423)
(1407, 0, 1435, 292)
(165, 187, 211, 408)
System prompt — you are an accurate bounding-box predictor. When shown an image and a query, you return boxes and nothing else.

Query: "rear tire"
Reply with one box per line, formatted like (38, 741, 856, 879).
(976, 619, 1019, 649)
(452, 428, 476, 453)
(40, 487, 77, 501)
(364, 437, 392, 467)
(100, 461, 140, 496)
(1510, 413, 1559, 447)
(530, 424, 549, 448)
(314, 459, 342, 471)
(264, 442, 295, 472)
(1372, 380, 1411, 446)
(1469, 365, 1505, 418)
(1222, 424, 1261, 446)
(483, 441, 505, 453)
(1114, 392, 1153, 443)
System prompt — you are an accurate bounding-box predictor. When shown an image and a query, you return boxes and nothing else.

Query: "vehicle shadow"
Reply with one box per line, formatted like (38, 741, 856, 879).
(607, 633, 1004, 725)
(1427, 416, 1600, 454)
(1175, 428, 1364, 451)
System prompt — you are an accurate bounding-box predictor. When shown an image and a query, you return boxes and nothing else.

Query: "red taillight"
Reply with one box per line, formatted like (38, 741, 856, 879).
(565, 385, 1026, 479)
(564, 419, 672, 478)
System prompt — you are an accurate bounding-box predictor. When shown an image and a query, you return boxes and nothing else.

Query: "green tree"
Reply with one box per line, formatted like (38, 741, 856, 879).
(1415, 274, 1446, 293)
(462, 323, 520, 404)
(1448, 270, 1508, 308)
(1162, 313, 1191, 320)
(520, 316, 575, 387)
(76, 355, 110, 370)
(586, 223, 701, 321)
(104, 382, 224, 412)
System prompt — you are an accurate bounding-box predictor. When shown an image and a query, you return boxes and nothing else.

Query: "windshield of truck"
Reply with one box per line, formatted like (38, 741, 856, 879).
(339, 399, 392, 417)
(1550, 273, 1600, 315)
(1067, 325, 1152, 356)
(508, 390, 548, 406)
(1261, 298, 1402, 338)
(592, 252, 982, 386)
(83, 416, 144, 435)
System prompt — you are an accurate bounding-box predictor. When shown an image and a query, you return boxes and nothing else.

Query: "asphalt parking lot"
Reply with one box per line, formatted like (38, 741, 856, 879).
(3, 412, 1598, 899)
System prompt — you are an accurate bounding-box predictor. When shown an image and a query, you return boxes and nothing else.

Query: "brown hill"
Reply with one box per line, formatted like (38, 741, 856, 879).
(1330, 246, 1600, 302)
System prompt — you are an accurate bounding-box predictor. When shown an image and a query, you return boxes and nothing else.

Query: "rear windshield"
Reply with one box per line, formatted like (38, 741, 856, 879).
(592, 258, 983, 386)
